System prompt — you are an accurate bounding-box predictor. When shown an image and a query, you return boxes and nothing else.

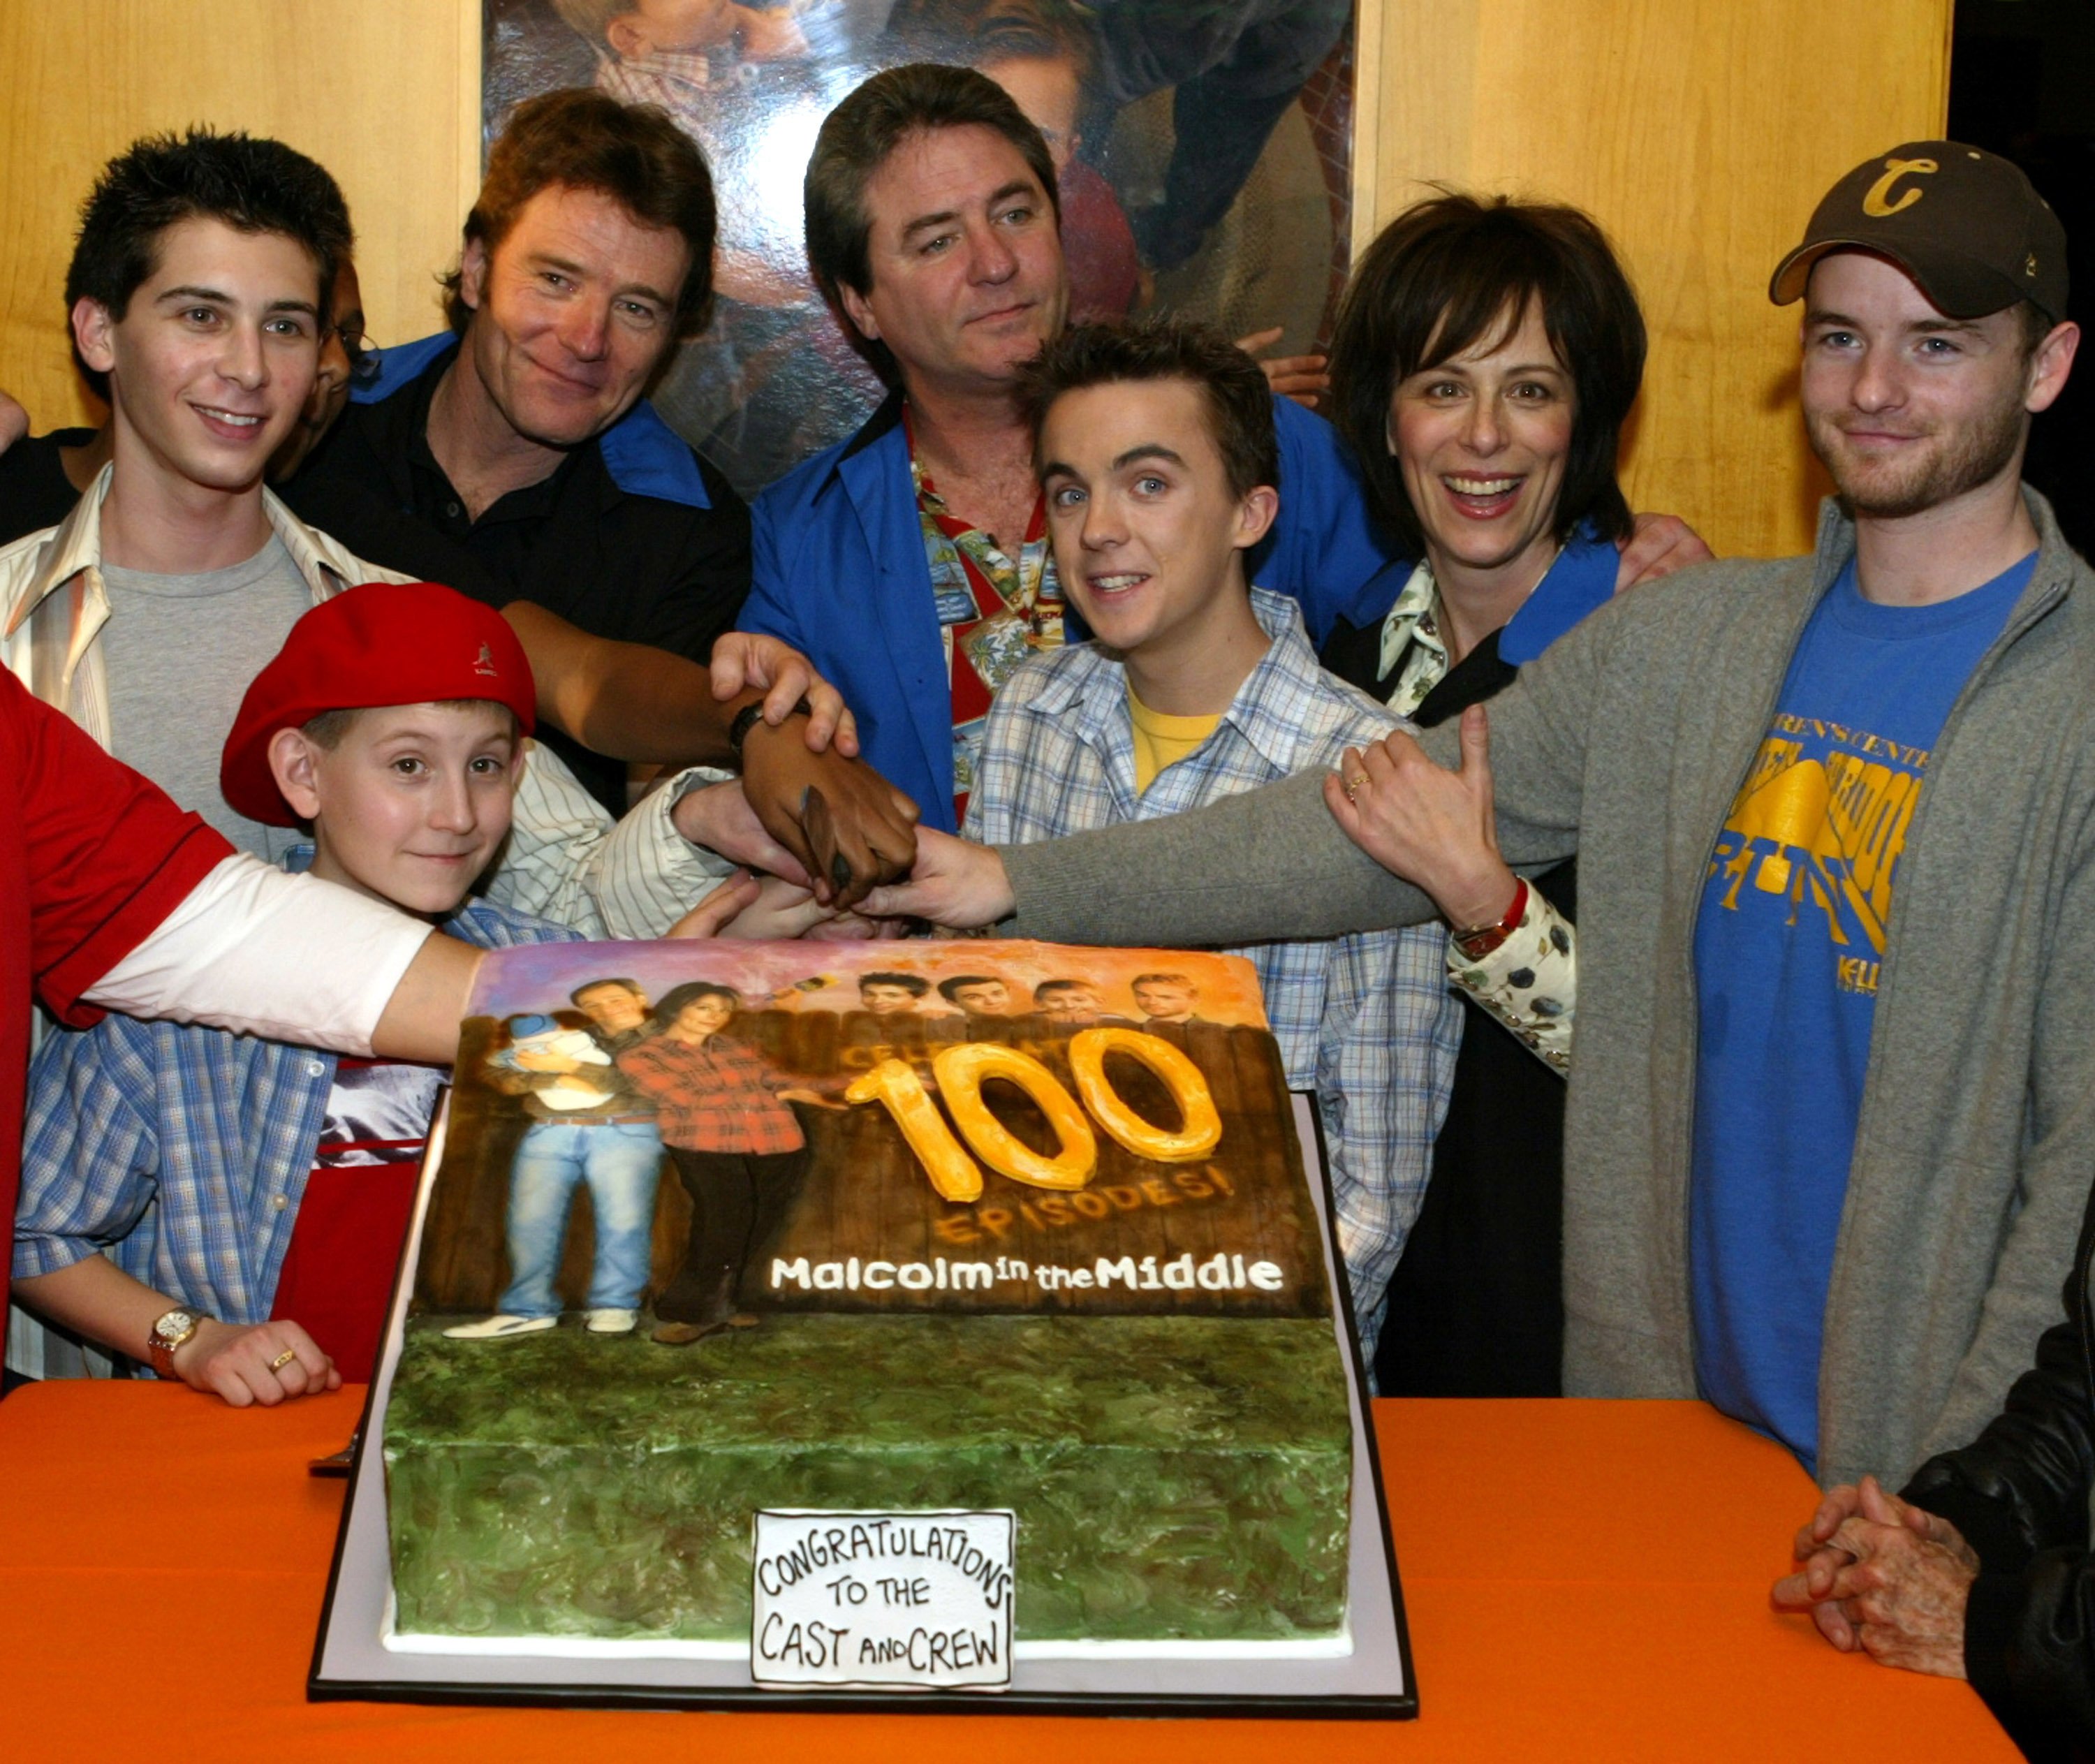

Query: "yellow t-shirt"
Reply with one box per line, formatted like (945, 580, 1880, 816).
(1128, 689, 1221, 793)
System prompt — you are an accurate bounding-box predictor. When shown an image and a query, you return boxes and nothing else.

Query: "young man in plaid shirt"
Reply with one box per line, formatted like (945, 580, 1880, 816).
(961, 318, 1460, 1374)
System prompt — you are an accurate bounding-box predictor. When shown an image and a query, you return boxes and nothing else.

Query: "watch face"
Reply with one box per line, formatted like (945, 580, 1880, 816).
(153, 1308, 198, 1342)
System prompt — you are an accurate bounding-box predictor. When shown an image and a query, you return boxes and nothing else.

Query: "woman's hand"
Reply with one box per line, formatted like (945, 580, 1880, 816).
(708, 634, 858, 756)
(1325, 704, 1520, 929)
(1615, 512, 1714, 590)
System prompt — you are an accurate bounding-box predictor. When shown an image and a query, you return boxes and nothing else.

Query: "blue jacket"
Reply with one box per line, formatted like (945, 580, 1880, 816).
(742, 391, 1399, 829)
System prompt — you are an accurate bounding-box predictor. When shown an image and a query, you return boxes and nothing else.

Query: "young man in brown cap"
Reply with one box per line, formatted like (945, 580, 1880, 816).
(875, 141, 2090, 1507)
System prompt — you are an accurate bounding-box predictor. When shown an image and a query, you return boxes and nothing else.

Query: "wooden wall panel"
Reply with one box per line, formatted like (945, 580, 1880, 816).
(1358, 0, 1953, 557)
(0, 0, 479, 432)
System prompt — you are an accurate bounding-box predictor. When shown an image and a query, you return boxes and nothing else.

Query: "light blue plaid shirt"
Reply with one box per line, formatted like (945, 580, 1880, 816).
(964, 589, 1462, 1371)
(13, 881, 578, 1353)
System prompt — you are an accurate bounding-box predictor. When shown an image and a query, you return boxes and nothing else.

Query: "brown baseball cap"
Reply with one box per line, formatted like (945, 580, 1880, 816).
(1770, 142, 2067, 322)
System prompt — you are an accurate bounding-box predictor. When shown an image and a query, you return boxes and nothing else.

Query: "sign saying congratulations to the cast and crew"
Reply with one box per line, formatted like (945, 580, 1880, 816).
(750, 1509, 1015, 1691)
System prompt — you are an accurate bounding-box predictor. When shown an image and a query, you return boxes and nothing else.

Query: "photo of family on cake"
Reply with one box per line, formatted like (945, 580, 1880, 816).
(0, 0, 2089, 1747)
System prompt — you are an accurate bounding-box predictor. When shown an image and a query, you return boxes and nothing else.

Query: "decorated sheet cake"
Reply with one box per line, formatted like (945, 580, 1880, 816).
(382, 940, 1355, 1656)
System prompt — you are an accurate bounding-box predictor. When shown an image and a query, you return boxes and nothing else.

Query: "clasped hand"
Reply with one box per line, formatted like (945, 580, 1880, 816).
(706, 637, 920, 908)
(175, 1316, 340, 1409)
(1770, 1474, 1978, 1677)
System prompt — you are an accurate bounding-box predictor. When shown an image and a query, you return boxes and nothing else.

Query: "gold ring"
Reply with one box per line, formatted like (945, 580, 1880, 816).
(268, 1348, 297, 1372)
(1344, 773, 1369, 800)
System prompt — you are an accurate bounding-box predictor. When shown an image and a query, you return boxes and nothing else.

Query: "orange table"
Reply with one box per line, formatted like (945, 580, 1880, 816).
(0, 1383, 2015, 1761)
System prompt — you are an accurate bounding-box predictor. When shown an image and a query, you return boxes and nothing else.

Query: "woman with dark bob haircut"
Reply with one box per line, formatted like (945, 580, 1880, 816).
(1317, 192, 1649, 1401)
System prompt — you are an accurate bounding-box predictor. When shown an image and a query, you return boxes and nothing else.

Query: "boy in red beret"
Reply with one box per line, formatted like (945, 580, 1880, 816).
(8, 584, 750, 1402)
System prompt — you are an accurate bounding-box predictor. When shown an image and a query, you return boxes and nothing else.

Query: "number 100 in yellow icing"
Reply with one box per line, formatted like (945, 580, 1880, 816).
(843, 1029, 1223, 1199)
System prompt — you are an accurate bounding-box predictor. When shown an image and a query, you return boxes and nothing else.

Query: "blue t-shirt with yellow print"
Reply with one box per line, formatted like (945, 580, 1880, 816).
(1689, 550, 2034, 1469)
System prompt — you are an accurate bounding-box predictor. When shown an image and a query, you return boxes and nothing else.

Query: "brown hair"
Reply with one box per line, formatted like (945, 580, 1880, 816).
(571, 976, 645, 1005)
(66, 129, 353, 400)
(652, 980, 742, 1031)
(1019, 316, 1278, 499)
(804, 63, 1059, 385)
(860, 971, 930, 996)
(1329, 192, 1646, 554)
(444, 87, 717, 339)
(1032, 978, 1096, 1003)
(883, 0, 1096, 78)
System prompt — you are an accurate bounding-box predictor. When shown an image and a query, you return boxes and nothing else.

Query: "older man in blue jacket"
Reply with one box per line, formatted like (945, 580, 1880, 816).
(743, 64, 1702, 831)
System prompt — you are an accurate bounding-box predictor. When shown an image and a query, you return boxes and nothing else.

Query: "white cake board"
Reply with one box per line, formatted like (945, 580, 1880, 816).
(309, 1096, 1416, 1717)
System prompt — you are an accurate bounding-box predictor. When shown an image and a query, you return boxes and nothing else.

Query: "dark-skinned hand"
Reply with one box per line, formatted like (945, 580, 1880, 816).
(738, 721, 919, 908)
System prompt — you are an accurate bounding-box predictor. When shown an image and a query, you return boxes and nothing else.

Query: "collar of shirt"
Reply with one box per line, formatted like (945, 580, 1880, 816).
(1374, 559, 1447, 714)
(1029, 587, 1346, 785)
(600, 45, 714, 98)
(3, 464, 377, 638)
(1497, 526, 1618, 665)
(352, 335, 711, 522)
(393, 351, 522, 530)
(904, 406, 1052, 619)
(393, 355, 596, 535)
(0, 462, 400, 743)
(1375, 522, 1616, 710)
(276, 840, 525, 946)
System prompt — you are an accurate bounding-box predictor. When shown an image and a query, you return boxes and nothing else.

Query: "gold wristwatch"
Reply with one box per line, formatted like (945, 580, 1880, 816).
(147, 1306, 206, 1379)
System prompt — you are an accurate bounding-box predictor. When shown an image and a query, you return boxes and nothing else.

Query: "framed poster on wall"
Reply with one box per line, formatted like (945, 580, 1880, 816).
(480, 0, 1362, 498)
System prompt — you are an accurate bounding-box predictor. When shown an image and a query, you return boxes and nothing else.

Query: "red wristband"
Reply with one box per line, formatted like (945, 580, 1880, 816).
(1452, 877, 1529, 961)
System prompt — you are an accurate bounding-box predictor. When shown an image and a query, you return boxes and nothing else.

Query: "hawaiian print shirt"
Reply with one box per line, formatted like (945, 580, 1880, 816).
(910, 429, 1064, 819)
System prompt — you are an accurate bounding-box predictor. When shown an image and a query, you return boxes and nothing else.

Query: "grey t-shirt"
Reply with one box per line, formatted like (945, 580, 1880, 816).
(99, 535, 314, 859)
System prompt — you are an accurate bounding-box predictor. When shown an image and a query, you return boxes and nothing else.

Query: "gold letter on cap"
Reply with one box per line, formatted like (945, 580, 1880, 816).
(1862, 157, 1939, 219)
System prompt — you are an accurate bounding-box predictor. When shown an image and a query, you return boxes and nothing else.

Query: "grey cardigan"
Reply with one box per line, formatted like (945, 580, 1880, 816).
(1004, 490, 2095, 1490)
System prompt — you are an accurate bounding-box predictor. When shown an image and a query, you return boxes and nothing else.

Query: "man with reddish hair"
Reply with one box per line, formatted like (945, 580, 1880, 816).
(296, 87, 918, 892)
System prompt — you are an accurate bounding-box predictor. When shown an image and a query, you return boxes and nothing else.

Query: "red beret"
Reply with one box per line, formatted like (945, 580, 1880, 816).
(221, 582, 538, 827)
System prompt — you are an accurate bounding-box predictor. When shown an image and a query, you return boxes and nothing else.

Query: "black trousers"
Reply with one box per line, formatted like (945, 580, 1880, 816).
(656, 1144, 807, 1323)
(1374, 986, 1567, 1397)
(1323, 626, 1573, 1397)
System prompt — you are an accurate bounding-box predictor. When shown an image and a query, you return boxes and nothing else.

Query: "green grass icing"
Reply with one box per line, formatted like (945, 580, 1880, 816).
(385, 1313, 1351, 1642)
